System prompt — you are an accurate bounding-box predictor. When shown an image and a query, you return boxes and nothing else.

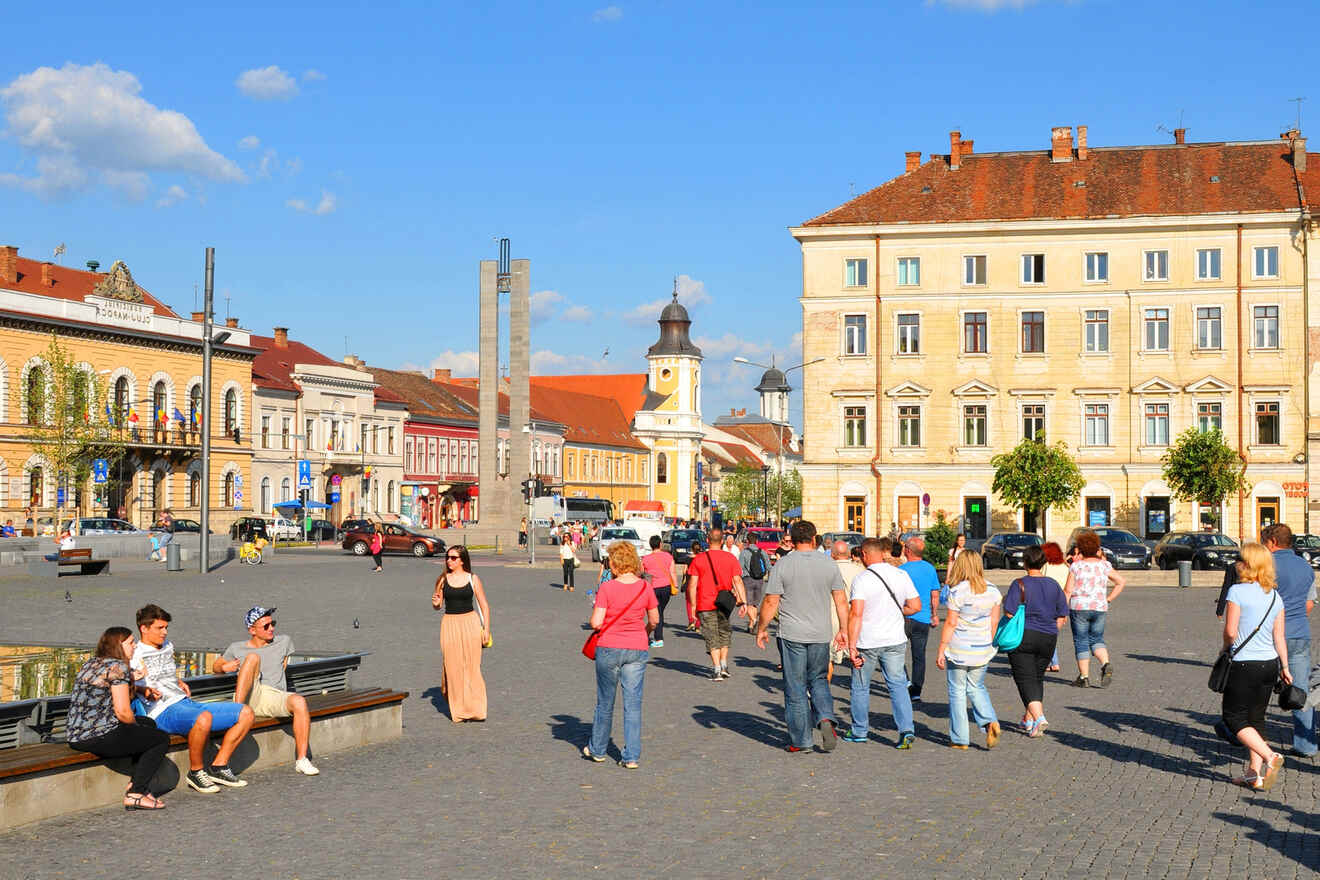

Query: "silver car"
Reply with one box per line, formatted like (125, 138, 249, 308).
(591, 526, 647, 563)
(62, 517, 148, 536)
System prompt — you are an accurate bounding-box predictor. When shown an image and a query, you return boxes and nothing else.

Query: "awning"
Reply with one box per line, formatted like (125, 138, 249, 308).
(273, 500, 332, 511)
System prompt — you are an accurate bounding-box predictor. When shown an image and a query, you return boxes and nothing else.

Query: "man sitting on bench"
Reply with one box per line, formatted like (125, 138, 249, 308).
(212, 606, 319, 776)
(131, 604, 255, 793)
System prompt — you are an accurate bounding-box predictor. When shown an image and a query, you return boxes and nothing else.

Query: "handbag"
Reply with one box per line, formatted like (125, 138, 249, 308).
(474, 594, 493, 649)
(992, 580, 1028, 652)
(1208, 590, 1276, 693)
(1275, 677, 1307, 711)
(582, 583, 649, 660)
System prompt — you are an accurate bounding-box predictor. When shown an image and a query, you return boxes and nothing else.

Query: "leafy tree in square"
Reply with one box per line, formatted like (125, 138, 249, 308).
(923, 510, 957, 568)
(1160, 428, 1246, 532)
(991, 439, 1086, 536)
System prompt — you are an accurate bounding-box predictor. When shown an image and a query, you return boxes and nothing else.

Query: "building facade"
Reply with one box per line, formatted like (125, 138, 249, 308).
(793, 127, 1319, 544)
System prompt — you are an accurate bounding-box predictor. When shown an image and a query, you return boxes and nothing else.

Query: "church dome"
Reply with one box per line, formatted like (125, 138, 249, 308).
(647, 287, 703, 358)
(755, 366, 790, 393)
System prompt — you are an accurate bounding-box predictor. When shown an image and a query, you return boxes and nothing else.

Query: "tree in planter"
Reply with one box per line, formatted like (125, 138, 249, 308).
(1161, 427, 1247, 533)
(923, 510, 957, 569)
(990, 439, 1086, 537)
(25, 334, 115, 533)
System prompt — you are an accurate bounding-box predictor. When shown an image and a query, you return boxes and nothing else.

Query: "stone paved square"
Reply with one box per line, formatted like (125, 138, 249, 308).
(0, 551, 1316, 879)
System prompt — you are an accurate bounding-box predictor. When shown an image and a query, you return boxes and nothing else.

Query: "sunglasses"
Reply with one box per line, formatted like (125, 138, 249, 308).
(446, 554, 462, 561)
(258, 620, 276, 630)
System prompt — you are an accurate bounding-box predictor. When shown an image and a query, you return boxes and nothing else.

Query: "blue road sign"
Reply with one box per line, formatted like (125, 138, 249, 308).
(57, 487, 66, 505)
(329, 491, 340, 504)
(297, 459, 312, 490)
(92, 458, 108, 484)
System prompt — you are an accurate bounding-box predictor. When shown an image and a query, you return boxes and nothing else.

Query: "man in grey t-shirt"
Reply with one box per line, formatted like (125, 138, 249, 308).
(756, 521, 848, 753)
(213, 606, 319, 776)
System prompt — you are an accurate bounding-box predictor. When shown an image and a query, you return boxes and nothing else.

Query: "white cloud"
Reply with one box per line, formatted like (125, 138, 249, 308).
(592, 5, 623, 21)
(285, 156, 303, 175)
(622, 273, 711, 326)
(302, 69, 327, 82)
(286, 189, 336, 215)
(156, 184, 188, 208)
(238, 135, 260, 150)
(693, 332, 776, 361)
(0, 62, 245, 198)
(926, 0, 1043, 10)
(427, 351, 480, 376)
(236, 66, 299, 100)
(531, 350, 614, 374)
(561, 305, 593, 323)
(530, 289, 564, 324)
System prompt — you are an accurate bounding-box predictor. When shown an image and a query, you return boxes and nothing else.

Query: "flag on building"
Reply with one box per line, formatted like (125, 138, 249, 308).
(173, 407, 186, 423)
(104, 402, 114, 426)
(128, 409, 139, 425)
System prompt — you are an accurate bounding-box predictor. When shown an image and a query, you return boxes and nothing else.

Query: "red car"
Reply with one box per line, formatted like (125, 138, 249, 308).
(737, 527, 784, 552)
(341, 523, 445, 558)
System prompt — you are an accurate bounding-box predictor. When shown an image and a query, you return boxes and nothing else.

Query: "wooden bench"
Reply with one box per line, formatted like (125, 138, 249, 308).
(24, 548, 111, 577)
(0, 687, 408, 829)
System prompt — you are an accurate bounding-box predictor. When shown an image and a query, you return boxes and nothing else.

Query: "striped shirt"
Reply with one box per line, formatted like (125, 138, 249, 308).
(945, 580, 1002, 666)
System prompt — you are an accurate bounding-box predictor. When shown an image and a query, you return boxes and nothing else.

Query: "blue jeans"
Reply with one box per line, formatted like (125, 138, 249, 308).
(850, 644, 913, 739)
(1069, 610, 1108, 659)
(1286, 637, 1316, 755)
(946, 662, 997, 746)
(590, 647, 647, 762)
(780, 639, 833, 749)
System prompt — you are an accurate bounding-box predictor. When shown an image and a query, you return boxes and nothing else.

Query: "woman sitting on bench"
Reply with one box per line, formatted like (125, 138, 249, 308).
(67, 627, 172, 810)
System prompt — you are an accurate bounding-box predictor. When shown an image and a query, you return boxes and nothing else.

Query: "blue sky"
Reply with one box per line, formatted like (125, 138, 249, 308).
(1, 0, 1315, 430)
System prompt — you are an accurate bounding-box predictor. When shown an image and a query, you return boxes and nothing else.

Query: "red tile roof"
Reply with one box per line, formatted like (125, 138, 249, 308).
(432, 379, 561, 427)
(526, 383, 647, 451)
(367, 367, 477, 423)
(530, 374, 649, 419)
(249, 334, 341, 393)
(803, 139, 1313, 226)
(717, 422, 794, 455)
(5, 255, 178, 317)
(706, 440, 762, 467)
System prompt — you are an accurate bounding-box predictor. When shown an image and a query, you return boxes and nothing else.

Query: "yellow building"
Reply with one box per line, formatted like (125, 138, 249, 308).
(792, 127, 1318, 544)
(0, 247, 256, 531)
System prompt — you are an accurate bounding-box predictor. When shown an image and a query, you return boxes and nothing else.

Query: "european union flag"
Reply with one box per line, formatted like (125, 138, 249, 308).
(173, 407, 185, 423)
(104, 401, 114, 426)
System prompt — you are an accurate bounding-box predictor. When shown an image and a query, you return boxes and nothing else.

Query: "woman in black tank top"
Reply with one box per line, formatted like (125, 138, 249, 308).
(431, 545, 491, 721)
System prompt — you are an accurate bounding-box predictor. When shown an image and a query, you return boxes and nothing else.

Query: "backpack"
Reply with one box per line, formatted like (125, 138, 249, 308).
(747, 547, 768, 580)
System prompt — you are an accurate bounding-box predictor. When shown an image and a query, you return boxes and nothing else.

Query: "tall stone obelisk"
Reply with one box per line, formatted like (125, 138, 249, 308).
(507, 258, 531, 517)
(478, 259, 502, 523)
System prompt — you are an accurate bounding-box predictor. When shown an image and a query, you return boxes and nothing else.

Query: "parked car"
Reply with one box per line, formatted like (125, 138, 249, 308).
(662, 528, 707, 564)
(230, 516, 270, 542)
(737, 527, 784, 552)
(264, 515, 303, 541)
(980, 532, 1044, 569)
(591, 526, 648, 563)
(822, 531, 866, 550)
(62, 517, 148, 536)
(161, 518, 210, 534)
(1151, 531, 1240, 570)
(306, 518, 339, 541)
(341, 522, 444, 557)
(1292, 533, 1320, 569)
(1065, 527, 1152, 570)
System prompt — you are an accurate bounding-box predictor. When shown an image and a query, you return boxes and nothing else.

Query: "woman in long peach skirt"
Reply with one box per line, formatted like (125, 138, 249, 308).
(432, 545, 490, 721)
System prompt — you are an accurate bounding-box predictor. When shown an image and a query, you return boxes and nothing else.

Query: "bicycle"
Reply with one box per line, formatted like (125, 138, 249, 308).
(238, 536, 268, 565)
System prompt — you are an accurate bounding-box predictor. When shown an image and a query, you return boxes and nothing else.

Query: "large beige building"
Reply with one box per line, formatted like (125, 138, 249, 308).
(793, 126, 1320, 544)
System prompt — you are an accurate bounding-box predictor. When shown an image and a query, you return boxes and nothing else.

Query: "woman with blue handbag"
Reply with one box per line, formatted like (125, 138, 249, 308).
(935, 550, 1002, 750)
(1003, 545, 1070, 737)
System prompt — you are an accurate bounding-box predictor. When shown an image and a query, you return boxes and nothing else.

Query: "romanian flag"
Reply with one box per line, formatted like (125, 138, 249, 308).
(156, 407, 167, 425)
(190, 407, 198, 426)
(128, 409, 139, 425)
(173, 407, 186, 424)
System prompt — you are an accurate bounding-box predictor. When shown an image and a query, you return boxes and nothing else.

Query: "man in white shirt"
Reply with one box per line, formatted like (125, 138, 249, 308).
(843, 537, 921, 748)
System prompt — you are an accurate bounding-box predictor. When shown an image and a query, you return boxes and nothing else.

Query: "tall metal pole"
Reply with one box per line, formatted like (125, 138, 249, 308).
(199, 248, 214, 572)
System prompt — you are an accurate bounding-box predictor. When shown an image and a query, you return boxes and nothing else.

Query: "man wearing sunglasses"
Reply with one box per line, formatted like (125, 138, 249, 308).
(213, 606, 319, 776)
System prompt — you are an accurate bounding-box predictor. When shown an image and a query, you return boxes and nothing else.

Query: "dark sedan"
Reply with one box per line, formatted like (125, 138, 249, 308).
(1151, 531, 1240, 570)
(980, 532, 1043, 569)
(1292, 534, 1320, 569)
(341, 522, 445, 557)
(1066, 527, 1152, 570)
(662, 528, 706, 564)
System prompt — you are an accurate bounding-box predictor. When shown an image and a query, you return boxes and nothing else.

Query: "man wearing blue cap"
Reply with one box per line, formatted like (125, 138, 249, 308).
(213, 606, 319, 776)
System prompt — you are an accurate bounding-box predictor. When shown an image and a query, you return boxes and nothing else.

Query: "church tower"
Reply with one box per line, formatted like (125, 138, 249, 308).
(755, 362, 790, 424)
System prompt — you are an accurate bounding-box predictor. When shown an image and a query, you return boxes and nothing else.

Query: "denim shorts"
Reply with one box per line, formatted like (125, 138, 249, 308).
(1069, 609, 1107, 659)
(154, 698, 245, 736)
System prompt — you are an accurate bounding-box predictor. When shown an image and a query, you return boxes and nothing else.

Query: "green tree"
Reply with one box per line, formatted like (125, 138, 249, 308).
(769, 467, 802, 519)
(717, 464, 765, 521)
(990, 439, 1086, 536)
(1160, 427, 1246, 532)
(923, 510, 957, 568)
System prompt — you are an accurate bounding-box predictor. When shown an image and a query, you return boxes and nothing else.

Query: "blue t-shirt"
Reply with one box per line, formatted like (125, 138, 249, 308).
(1225, 582, 1283, 661)
(900, 559, 940, 624)
(1272, 549, 1316, 640)
(1003, 575, 1069, 636)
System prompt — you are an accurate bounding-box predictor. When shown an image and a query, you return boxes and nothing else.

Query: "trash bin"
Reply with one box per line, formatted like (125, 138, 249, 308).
(165, 541, 182, 571)
(1177, 559, 1192, 588)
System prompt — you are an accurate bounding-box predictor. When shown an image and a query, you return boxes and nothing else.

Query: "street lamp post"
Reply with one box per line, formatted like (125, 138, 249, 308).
(760, 464, 770, 521)
(733, 356, 823, 526)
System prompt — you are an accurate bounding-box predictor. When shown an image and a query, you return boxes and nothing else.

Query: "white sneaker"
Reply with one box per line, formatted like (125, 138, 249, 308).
(295, 757, 320, 776)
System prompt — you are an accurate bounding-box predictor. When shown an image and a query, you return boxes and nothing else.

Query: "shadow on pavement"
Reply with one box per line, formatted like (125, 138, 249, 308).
(691, 704, 785, 748)
(421, 686, 452, 720)
(1126, 653, 1209, 668)
(548, 713, 592, 747)
(1212, 801, 1318, 872)
(648, 656, 717, 679)
(1049, 722, 1227, 781)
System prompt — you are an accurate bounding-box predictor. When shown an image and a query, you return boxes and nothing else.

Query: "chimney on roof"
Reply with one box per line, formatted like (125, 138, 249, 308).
(949, 131, 963, 170)
(1051, 126, 1073, 163)
(40, 262, 54, 287)
(432, 368, 451, 383)
(0, 246, 16, 285)
(730, 407, 736, 416)
(1282, 129, 1307, 172)
(904, 151, 922, 174)
(343, 354, 362, 368)
(191, 311, 205, 322)
(961, 139, 973, 155)
(1173, 127, 1186, 145)
(273, 327, 289, 348)
(1076, 126, 1088, 160)
(224, 317, 238, 328)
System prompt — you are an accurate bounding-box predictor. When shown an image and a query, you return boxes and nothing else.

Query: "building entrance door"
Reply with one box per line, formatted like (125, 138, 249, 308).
(1255, 497, 1280, 540)
(897, 496, 919, 533)
(1145, 496, 1170, 539)
(844, 496, 865, 533)
(963, 496, 987, 539)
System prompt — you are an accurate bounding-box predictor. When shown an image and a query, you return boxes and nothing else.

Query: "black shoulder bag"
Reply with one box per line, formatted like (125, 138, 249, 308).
(1208, 590, 1276, 693)
(704, 552, 738, 617)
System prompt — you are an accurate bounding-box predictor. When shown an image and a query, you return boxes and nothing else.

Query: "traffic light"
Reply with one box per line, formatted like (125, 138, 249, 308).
(521, 479, 535, 503)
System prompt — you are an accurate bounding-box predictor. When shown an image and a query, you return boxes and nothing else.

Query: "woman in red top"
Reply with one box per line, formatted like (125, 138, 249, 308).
(583, 541, 659, 769)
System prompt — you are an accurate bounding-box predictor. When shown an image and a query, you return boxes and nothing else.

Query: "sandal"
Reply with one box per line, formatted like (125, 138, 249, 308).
(124, 793, 165, 811)
(1230, 772, 1264, 791)
(1261, 754, 1284, 791)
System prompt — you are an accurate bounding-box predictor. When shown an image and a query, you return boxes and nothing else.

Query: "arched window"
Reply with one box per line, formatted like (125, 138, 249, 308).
(656, 453, 668, 484)
(29, 466, 44, 507)
(260, 476, 271, 513)
(189, 471, 200, 507)
(223, 472, 235, 507)
(152, 381, 167, 430)
(223, 389, 238, 434)
(189, 385, 201, 430)
(386, 480, 395, 512)
(25, 367, 45, 425)
(280, 476, 292, 502)
(150, 469, 164, 515)
(115, 377, 130, 424)
(71, 372, 90, 424)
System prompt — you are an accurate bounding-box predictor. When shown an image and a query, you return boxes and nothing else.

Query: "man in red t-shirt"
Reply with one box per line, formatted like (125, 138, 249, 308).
(686, 527, 750, 680)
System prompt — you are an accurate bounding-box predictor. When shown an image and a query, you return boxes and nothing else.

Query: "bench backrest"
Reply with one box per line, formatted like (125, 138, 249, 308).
(58, 548, 92, 561)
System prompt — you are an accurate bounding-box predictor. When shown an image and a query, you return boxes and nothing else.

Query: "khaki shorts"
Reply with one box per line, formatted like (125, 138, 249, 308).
(242, 682, 293, 718)
(698, 610, 732, 651)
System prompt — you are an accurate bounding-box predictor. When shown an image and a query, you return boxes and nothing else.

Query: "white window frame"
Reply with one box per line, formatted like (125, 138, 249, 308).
(1081, 401, 1111, 448)
(1143, 401, 1171, 447)
(1196, 400, 1223, 434)
(1083, 251, 1109, 284)
(962, 254, 987, 287)
(1143, 306, 1171, 352)
(895, 311, 921, 356)
(1194, 304, 1223, 351)
(1021, 401, 1047, 442)
(895, 402, 923, 449)
(1019, 308, 1045, 355)
(1251, 303, 1280, 350)
(962, 403, 989, 447)
(1020, 253, 1046, 285)
(1083, 308, 1110, 354)
(842, 313, 867, 357)
(1143, 249, 1170, 282)
(961, 309, 990, 355)
(842, 404, 868, 448)
(1252, 246, 1279, 280)
(844, 258, 868, 288)
(1253, 399, 1282, 446)
(1195, 247, 1222, 281)
(896, 256, 921, 287)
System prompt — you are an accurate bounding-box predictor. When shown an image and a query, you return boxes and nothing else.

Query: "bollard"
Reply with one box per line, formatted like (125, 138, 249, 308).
(1177, 559, 1192, 588)
(165, 541, 182, 572)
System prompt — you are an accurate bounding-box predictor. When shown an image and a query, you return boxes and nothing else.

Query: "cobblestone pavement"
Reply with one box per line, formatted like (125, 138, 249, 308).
(0, 553, 1316, 879)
